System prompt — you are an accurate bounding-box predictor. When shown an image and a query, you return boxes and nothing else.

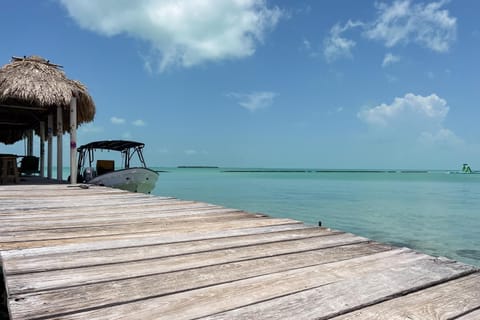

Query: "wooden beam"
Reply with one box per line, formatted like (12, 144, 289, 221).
(0, 103, 47, 112)
(56, 106, 63, 181)
(39, 121, 45, 177)
(26, 130, 33, 156)
(0, 122, 30, 126)
(69, 97, 77, 184)
(47, 115, 53, 179)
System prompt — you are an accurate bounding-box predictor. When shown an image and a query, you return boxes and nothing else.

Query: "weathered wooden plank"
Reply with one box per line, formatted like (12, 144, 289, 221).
(0, 185, 119, 193)
(0, 189, 145, 198)
(0, 200, 217, 217)
(0, 219, 303, 250)
(1, 212, 257, 241)
(0, 208, 248, 232)
(5, 232, 369, 294)
(31, 249, 470, 320)
(0, 197, 174, 211)
(199, 262, 477, 320)
(0, 214, 296, 244)
(0, 192, 177, 212)
(8, 242, 391, 320)
(0, 188, 141, 196)
(0, 187, 154, 199)
(0, 187, 125, 194)
(0, 206, 227, 228)
(0, 193, 170, 204)
(3, 227, 339, 273)
(456, 308, 480, 320)
(0, 200, 210, 218)
(0, 204, 230, 227)
(2, 223, 310, 256)
(331, 272, 480, 320)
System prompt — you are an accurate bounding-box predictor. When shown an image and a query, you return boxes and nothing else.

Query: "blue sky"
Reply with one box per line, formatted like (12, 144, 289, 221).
(1, 0, 479, 169)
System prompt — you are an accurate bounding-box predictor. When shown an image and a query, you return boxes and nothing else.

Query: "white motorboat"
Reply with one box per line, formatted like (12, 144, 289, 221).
(77, 140, 159, 193)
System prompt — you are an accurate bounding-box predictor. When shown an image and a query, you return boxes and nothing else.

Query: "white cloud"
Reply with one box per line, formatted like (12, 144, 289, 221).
(303, 39, 312, 51)
(358, 93, 462, 146)
(327, 106, 344, 115)
(132, 119, 146, 127)
(323, 20, 363, 63)
(382, 53, 400, 67)
(122, 131, 132, 139)
(323, 1, 456, 63)
(184, 149, 197, 155)
(157, 148, 169, 154)
(227, 91, 277, 112)
(358, 93, 448, 127)
(302, 38, 319, 58)
(385, 74, 398, 82)
(110, 116, 126, 124)
(365, 0, 456, 52)
(78, 123, 104, 133)
(59, 0, 283, 71)
(419, 128, 464, 147)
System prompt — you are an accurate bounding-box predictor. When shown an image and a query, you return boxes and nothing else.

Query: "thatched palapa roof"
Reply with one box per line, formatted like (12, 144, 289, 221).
(0, 55, 95, 144)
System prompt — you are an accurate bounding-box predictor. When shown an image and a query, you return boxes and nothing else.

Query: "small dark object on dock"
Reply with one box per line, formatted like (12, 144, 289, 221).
(318, 221, 322, 227)
(67, 184, 90, 189)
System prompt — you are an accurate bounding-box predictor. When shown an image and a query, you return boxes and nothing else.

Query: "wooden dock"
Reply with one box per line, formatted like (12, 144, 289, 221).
(1, 183, 479, 319)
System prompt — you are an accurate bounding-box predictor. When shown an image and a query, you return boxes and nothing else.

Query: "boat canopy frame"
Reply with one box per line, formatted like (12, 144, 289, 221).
(77, 140, 148, 171)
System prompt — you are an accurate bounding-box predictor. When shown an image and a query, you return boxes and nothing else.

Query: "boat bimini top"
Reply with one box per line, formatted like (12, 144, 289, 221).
(77, 140, 148, 170)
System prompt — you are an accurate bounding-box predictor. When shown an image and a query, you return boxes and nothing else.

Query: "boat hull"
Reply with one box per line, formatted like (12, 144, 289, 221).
(89, 168, 159, 194)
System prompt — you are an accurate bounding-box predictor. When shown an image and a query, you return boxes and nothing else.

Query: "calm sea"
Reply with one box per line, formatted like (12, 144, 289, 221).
(151, 168, 480, 267)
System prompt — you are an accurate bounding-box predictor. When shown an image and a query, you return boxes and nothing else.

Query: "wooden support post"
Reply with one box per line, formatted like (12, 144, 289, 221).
(69, 96, 77, 184)
(39, 121, 45, 177)
(47, 114, 53, 179)
(56, 106, 63, 181)
(27, 130, 34, 156)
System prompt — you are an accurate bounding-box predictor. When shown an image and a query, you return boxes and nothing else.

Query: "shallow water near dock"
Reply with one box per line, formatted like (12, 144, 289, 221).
(151, 168, 480, 267)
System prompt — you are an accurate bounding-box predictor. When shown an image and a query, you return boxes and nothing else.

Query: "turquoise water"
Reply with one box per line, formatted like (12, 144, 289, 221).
(151, 168, 480, 267)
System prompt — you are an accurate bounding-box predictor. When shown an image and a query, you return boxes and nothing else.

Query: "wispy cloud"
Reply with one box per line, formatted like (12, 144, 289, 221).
(382, 53, 401, 67)
(418, 128, 463, 146)
(59, 0, 284, 72)
(184, 149, 197, 155)
(110, 116, 126, 125)
(227, 91, 277, 112)
(303, 39, 312, 51)
(301, 38, 319, 58)
(157, 148, 169, 154)
(365, 0, 456, 52)
(327, 106, 344, 115)
(132, 119, 146, 127)
(385, 74, 398, 82)
(323, 20, 363, 63)
(79, 123, 104, 133)
(323, 0, 456, 63)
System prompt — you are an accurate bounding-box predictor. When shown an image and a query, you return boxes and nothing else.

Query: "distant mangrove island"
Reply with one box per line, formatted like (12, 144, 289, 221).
(177, 166, 219, 169)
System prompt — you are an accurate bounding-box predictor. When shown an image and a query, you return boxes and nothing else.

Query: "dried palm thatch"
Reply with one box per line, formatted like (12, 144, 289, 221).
(0, 55, 96, 144)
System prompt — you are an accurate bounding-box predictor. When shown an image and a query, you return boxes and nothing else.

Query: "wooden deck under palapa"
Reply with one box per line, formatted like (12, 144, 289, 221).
(0, 182, 479, 319)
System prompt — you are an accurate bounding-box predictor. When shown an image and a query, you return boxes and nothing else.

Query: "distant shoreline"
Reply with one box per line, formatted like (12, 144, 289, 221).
(177, 166, 219, 169)
(222, 169, 431, 173)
